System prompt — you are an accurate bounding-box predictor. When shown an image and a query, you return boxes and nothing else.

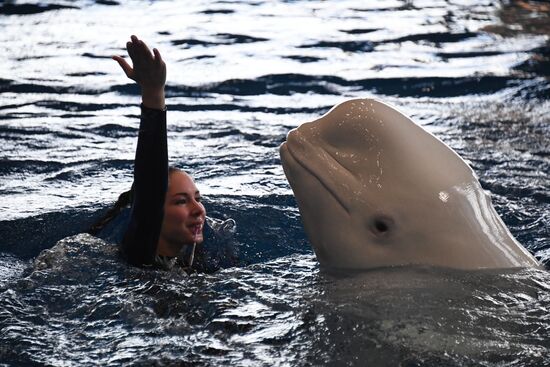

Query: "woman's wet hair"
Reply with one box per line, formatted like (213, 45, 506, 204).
(87, 166, 181, 235)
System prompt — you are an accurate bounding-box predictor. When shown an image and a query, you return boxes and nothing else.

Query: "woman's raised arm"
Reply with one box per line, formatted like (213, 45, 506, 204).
(113, 35, 168, 266)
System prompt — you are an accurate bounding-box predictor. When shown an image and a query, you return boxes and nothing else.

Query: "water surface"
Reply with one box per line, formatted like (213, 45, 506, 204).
(0, 1, 549, 366)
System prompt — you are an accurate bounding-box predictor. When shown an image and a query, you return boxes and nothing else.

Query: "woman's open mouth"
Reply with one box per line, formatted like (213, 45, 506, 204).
(189, 222, 203, 236)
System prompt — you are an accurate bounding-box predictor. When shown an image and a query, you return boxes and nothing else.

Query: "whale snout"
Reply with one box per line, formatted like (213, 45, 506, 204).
(284, 127, 309, 156)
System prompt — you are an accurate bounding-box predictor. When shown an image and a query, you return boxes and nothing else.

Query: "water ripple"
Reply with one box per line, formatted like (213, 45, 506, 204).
(0, 1, 549, 365)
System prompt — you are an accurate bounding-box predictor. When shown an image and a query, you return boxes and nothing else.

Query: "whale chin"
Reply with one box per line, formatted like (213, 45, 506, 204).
(280, 98, 540, 270)
(281, 142, 358, 268)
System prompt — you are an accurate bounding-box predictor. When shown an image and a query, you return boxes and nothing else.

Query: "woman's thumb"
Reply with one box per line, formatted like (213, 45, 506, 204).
(112, 56, 135, 80)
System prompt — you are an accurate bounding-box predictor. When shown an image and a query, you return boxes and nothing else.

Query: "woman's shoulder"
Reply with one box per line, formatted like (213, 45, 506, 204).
(94, 206, 132, 244)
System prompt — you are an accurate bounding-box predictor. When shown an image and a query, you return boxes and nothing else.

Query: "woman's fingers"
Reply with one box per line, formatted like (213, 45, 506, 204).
(129, 35, 153, 63)
(137, 39, 154, 61)
(115, 35, 165, 88)
(153, 48, 163, 64)
(126, 40, 139, 64)
(112, 55, 135, 80)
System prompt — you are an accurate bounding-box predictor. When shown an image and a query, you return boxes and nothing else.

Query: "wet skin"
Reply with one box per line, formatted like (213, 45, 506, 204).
(158, 170, 206, 257)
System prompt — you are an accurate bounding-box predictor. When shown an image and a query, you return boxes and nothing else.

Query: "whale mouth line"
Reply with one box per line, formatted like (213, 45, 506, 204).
(284, 138, 351, 216)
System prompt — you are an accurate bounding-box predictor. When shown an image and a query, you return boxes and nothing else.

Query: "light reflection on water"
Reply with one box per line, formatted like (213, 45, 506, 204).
(5, 234, 549, 365)
(0, 0, 549, 365)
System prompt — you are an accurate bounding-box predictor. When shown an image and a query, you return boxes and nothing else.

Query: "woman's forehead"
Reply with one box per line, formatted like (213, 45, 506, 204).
(168, 171, 198, 193)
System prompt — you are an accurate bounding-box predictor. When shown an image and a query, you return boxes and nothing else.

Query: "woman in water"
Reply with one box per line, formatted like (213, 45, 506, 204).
(90, 35, 235, 272)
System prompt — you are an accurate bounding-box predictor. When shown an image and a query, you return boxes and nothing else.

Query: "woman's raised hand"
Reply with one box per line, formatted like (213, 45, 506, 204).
(113, 35, 166, 110)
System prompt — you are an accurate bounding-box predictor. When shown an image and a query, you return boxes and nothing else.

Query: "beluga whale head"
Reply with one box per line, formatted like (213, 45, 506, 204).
(280, 98, 539, 270)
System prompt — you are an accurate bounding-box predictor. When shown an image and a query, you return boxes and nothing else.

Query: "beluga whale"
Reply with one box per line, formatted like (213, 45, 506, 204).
(280, 98, 540, 270)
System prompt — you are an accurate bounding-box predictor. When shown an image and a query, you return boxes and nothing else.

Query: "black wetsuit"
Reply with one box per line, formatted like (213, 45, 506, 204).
(121, 105, 168, 267)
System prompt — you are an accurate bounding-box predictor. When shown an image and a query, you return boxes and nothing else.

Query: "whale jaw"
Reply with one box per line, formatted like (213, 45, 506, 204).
(280, 98, 540, 270)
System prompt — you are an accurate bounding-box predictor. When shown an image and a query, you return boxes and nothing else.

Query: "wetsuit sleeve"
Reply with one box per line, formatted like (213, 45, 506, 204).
(121, 105, 168, 266)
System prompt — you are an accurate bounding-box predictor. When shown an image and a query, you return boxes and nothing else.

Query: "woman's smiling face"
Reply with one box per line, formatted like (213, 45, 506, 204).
(158, 170, 206, 257)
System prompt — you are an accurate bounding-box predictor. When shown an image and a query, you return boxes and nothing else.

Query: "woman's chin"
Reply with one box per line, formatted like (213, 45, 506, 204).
(183, 233, 203, 245)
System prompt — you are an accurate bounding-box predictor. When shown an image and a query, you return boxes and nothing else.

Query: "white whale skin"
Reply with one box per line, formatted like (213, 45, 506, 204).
(280, 98, 540, 270)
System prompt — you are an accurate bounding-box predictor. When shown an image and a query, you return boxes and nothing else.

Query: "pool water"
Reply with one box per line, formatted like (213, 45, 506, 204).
(0, 1, 549, 366)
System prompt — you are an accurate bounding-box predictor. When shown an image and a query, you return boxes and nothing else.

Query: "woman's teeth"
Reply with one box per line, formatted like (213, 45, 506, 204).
(193, 224, 202, 235)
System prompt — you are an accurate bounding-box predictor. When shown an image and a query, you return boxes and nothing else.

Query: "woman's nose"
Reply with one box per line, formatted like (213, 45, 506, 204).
(190, 199, 205, 216)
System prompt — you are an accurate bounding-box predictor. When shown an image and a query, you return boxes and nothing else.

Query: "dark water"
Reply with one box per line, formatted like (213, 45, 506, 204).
(0, 0, 549, 366)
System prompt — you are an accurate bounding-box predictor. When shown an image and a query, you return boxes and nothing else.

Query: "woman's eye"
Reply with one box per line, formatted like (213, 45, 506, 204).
(175, 199, 187, 205)
(195, 196, 202, 202)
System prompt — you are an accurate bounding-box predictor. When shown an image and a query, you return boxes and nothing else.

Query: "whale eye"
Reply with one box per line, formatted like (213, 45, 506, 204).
(375, 220, 388, 232)
(370, 216, 393, 237)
